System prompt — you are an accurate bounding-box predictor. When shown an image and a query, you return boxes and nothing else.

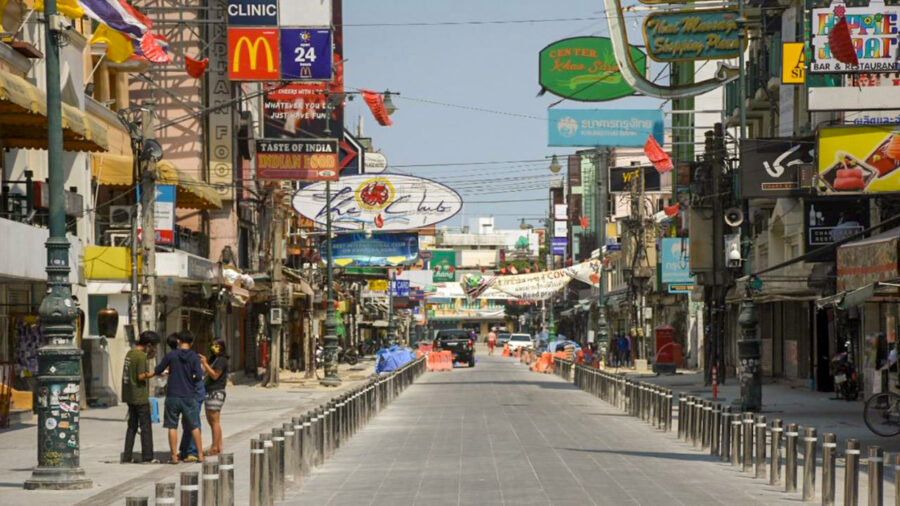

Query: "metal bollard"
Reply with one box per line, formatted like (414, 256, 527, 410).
(711, 404, 721, 456)
(721, 407, 732, 462)
(822, 433, 837, 506)
(154, 482, 175, 506)
(868, 446, 883, 506)
(313, 408, 323, 467)
(785, 423, 799, 493)
(731, 413, 742, 467)
(271, 428, 285, 501)
(692, 397, 702, 448)
(282, 422, 296, 484)
(250, 439, 266, 506)
(802, 427, 817, 502)
(180, 471, 200, 506)
(770, 419, 783, 486)
(261, 433, 275, 505)
(755, 415, 767, 479)
(126, 498, 149, 506)
(743, 413, 754, 473)
(844, 439, 860, 506)
(292, 417, 304, 483)
(218, 453, 234, 506)
(702, 402, 712, 450)
(201, 460, 218, 506)
(893, 455, 900, 506)
(666, 390, 673, 432)
(677, 396, 686, 440)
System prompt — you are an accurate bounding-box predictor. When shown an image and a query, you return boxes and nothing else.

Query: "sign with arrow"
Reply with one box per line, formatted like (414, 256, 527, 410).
(739, 138, 814, 198)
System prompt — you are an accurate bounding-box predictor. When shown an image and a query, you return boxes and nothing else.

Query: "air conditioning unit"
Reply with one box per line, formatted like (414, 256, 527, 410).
(109, 205, 133, 229)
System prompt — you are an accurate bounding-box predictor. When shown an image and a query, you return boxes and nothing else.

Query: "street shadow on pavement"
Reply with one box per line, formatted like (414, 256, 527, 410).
(417, 380, 576, 390)
(560, 447, 724, 463)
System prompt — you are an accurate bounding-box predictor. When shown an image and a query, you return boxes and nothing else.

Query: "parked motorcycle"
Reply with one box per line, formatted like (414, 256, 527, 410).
(830, 342, 859, 401)
(316, 345, 360, 369)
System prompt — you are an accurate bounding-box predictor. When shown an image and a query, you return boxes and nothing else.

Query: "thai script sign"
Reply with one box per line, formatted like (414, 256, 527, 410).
(548, 109, 664, 147)
(538, 37, 646, 101)
(255, 139, 339, 180)
(292, 174, 463, 231)
(811, 1, 900, 73)
(642, 9, 746, 62)
(817, 125, 900, 194)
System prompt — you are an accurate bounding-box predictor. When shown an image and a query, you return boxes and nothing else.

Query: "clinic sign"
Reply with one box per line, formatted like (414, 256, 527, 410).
(538, 37, 646, 101)
(811, 1, 900, 73)
(227, 0, 277, 25)
(643, 9, 746, 62)
(548, 109, 664, 147)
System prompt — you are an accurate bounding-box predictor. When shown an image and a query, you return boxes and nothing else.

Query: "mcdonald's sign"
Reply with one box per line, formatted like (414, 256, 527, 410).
(227, 28, 280, 80)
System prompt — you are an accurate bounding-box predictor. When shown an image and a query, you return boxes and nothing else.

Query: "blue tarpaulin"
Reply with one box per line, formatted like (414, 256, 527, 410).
(375, 345, 416, 374)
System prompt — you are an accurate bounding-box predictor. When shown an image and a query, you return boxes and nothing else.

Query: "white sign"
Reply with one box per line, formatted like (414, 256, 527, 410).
(810, 1, 900, 73)
(554, 204, 567, 220)
(554, 220, 568, 238)
(292, 174, 463, 231)
(363, 152, 388, 173)
(280, 0, 331, 26)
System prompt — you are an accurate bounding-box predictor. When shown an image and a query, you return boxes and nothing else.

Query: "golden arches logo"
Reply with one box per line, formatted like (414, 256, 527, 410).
(233, 36, 275, 73)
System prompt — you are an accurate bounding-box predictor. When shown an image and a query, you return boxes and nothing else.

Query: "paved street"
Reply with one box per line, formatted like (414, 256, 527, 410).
(285, 352, 792, 505)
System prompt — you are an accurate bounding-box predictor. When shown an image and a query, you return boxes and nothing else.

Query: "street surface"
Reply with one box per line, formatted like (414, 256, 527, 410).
(285, 350, 793, 505)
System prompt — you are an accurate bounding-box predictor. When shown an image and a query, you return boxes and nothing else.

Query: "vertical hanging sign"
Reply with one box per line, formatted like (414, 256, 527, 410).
(208, 0, 234, 200)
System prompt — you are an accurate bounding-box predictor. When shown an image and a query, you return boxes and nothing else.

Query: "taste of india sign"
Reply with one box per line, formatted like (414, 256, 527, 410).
(642, 8, 746, 62)
(538, 37, 647, 101)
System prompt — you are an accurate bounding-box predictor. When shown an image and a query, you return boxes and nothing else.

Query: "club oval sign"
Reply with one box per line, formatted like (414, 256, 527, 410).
(292, 174, 463, 231)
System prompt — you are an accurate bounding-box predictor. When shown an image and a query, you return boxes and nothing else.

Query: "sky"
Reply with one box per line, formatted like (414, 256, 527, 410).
(342, 0, 666, 230)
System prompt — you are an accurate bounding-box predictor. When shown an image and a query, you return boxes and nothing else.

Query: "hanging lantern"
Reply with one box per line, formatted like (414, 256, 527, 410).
(97, 307, 119, 338)
(828, 14, 859, 66)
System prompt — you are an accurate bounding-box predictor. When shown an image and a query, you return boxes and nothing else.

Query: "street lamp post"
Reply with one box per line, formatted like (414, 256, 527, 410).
(25, 0, 92, 490)
(387, 271, 396, 345)
(320, 181, 341, 387)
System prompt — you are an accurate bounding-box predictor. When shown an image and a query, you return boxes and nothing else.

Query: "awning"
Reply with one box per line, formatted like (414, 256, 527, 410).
(157, 161, 223, 210)
(91, 152, 133, 186)
(816, 280, 900, 310)
(0, 72, 107, 152)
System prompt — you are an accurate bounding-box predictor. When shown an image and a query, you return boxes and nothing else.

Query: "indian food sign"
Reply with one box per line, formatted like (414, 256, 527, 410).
(810, 1, 900, 73)
(538, 37, 647, 101)
(642, 9, 746, 62)
(817, 125, 900, 194)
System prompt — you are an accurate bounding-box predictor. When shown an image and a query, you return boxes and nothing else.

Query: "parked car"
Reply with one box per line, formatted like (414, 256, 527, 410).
(433, 329, 476, 367)
(507, 333, 534, 352)
(496, 333, 511, 346)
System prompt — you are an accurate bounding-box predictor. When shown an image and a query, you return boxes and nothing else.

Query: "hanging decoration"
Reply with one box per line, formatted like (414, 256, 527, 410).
(644, 135, 674, 173)
(827, 11, 859, 67)
(185, 55, 209, 78)
(361, 89, 393, 126)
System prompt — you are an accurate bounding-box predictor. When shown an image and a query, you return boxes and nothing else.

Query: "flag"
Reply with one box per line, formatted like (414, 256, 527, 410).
(644, 135, 673, 173)
(185, 55, 209, 78)
(35, 0, 85, 20)
(80, 0, 150, 40)
(828, 15, 859, 67)
(89, 23, 133, 63)
(361, 89, 393, 126)
(138, 32, 169, 63)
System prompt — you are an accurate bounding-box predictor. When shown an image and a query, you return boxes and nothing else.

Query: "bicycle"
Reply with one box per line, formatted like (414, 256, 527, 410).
(864, 390, 900, 437)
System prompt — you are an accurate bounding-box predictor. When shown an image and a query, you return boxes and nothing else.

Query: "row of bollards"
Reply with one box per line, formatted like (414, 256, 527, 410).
(553, 357, 574, 381)
(568, 362, 900, 506)
(126, 356, 427, 505)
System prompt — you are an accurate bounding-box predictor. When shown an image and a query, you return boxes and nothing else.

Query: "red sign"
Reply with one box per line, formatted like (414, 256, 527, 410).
(228, 28, 280, 81)
(255, 139, 340, 180)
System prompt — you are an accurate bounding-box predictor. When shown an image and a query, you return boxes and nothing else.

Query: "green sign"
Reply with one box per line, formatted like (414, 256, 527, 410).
(538, 37, 646, 102)
(431, 250, 456, 282)
(642, 9, 746, 62)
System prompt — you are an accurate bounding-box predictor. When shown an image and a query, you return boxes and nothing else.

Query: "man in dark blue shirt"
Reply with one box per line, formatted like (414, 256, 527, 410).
(154, 330, 204, 463)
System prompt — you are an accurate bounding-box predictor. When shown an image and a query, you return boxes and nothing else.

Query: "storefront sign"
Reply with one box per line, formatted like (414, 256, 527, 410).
(538, 37, 646, 101)
(782, 42, 806, 84)
(804, 198, 870, 261)
(642, 9, 746, 62)
(391, 280, 410, 298)
(363, 152, 388, 173)
(227, 0, 278, 25)
(279, 28, 333, 81)
(327, 232, 419, 267)
(154, 185, 176, 245)
(431, 250, 456, 282)
(551, 237, 568, 255)
(661, 238, 694, 293)
(554, 204, 567, 220)
(228, 28, 280, 80)
(554, 220, 568, 238)
(208, 0, 234, 200)
(255, 139, 339, 180)
(292, 174, 463, 231)
(817, 125, 900, 194)
(740, 138, 814, 197)
(609, 165, 662, 192)
(548, 109, 664, 147)
(187, 255, 216, 281)
(367, 279, 388, 292)
(810, 1, 900, 73)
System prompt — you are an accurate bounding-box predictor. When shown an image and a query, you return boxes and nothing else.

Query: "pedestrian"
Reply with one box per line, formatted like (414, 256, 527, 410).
(122, 330, 159, 464)
(609, 337, 619, 367)
(154, 330, 204, 464)
(178, 330, 205, 463)
(487, 327, 497, 356)
(617, 334, 630, 367)
(200, 338, 229, 456)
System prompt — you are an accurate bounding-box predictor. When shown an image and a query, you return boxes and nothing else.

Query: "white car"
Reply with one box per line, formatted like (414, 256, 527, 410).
(507, 333, 534, 352)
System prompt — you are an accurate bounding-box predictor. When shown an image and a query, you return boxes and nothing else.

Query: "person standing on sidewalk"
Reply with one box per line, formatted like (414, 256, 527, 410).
(122, 330, 159, 463)
(178, 330, 205, 462)
(200, 339, 229, 456)
(487, 328, 497, 356)
(154, 330, 204, 464)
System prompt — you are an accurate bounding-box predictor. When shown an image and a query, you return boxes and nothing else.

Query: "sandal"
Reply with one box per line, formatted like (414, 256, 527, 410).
(169, 455, 180, 465)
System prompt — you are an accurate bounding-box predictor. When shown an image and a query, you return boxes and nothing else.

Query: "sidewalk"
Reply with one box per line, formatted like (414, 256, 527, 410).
(0, 359, 376, 506)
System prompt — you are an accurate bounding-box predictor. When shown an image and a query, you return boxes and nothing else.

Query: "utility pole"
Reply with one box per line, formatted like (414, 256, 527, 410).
(594, 148, 611, 348)
(25, 0, 92, 489)
(266, 191, 284, 387)
(140, 103, 157, 334)
(321, 181, 341, 386)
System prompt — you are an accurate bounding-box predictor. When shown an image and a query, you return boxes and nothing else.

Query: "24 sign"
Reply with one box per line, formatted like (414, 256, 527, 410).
(280, 28, 333, 80)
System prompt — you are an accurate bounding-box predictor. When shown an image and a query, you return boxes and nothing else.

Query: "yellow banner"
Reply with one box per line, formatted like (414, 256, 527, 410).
(781, 42, 805, 84)
(817, 125, 900, 194)
(368, 280, 388, 292)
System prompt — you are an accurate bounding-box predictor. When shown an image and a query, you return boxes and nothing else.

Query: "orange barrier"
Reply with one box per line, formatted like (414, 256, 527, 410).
(418, 343, 434, 354)
(426, 350, 452, 372)
(530, 352, 554, 373)
(501, 343, 510, 357)
(515, 348, 521, 359)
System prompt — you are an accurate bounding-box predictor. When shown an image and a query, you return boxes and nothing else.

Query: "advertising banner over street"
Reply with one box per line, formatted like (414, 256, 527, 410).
(292, 174, 463, 231)
(327, 232, 419, 267)
(255, 139, 339, 180)
(609, 165, 662, 192)
(642, 9, 746, 62)
(810, 1, 900, 73)
(740, 138, 814, 197)
(660, 238, 694, 293)
(548, 109, 664, 147)
(817, 125, 900, 194)
(538, 37, 646, 101)
(430, 250, 456, 282)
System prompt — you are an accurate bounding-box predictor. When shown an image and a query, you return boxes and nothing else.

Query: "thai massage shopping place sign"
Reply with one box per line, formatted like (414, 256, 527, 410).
(538, 37, 647, 101)
(642, 8, 746, 62)
(810, 1, 900, 73)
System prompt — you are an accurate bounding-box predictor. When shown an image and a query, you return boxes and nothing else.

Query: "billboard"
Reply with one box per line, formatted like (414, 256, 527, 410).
(642, 9, 746, 62)
(817, 125, 900, 194)
(804, 198, 870, 261)
(138, 185, 176, 245)
(228, 28, 280, 80)
(548, 109, 664, 147)
(255, 139, 339, 180)
(810, 1, 900, 73)
(609, 165, 662, 193)
(661, 238, 693, 293)
(279, 28, 333, 81)
(327, 232, 419, 267)
(292, 174, 463, 231)
(740, 138, 814, 197)
(431, 250, 456, 282)
(538, 37, 646, 101)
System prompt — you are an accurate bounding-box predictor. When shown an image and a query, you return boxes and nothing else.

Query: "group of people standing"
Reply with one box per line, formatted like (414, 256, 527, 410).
(121, 329, 229, 464)
(607, 334, 633, 368)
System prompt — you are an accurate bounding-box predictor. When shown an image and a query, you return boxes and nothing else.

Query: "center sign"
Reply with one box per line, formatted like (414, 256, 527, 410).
(538, 37, 647, 101)
(292, 174, 463, 231)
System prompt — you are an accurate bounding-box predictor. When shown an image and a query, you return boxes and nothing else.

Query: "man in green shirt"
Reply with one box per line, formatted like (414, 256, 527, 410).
(122, 331, 159, 463)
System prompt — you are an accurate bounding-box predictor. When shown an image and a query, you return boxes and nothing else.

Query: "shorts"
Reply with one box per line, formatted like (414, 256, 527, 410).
(205, 390, 226, 412)
(163, 396, 201, 431)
